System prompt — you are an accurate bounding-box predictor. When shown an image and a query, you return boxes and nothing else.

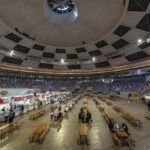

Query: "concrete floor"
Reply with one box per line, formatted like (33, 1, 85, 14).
(0, 97, 150, 150)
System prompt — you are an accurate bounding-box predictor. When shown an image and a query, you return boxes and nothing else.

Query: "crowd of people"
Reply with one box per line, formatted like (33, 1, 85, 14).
(78, 108, 92, 123)
(0, 76, 150, 96)
(108, 120, 129, 137)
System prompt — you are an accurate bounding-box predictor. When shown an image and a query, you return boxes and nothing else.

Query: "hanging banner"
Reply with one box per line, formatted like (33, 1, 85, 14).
(0, 99, 4, 104)
(14, 96, 24, 101)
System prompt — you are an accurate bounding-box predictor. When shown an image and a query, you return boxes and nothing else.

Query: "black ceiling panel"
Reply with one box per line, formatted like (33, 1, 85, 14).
(39, 63, 53, 69)
(95, 40, 108, 48)
(111, 39, 129, 50)
(95, 61, 111, 68)
(76, 47, 87, 53)
(43, 52, 55, 58)
(89, 50, 102, 56)
(126, 51, 149, 62)
(2, 56, 23, 65)
(136, 14, 150, 32)
(14, 44, 30, 54)
(5, 33, 22, 43)
(67, 54, 78, 59)
(33, 44, 45, 51)
(114, 25, 131, 37)
(56, 48, 66, 53)
(111, 54, 122, 59)
(68, 65, 81, 70)
(128, 0, 150, 12)
(138, 41, 150, 49)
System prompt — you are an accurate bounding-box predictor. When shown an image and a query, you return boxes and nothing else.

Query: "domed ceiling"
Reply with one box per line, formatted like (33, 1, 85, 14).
(0, 0, 149, 74)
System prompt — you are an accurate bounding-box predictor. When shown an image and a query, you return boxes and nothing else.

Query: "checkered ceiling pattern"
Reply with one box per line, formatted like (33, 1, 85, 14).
(0, 0, 150, 71)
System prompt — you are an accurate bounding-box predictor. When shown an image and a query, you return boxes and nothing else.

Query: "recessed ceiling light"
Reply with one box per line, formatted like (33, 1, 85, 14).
(10, 50, 14, 56)
(137, 39, 142, 44)
(92, 57, 96, 61)
(61, 59, 65, 63)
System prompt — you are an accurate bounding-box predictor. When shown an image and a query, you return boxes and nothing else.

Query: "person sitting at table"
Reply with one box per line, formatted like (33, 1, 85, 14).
(57, 111, 62, 121)
(108, 120, 120, 137)
(81, 112, 87, 123)
(86, 110, 92, 123)
(115, 123, 120, 131)
(80, 108, 83, 113)
(69, 104, 73, 109)
(64, 106, 69, 112)
(121, 122, 129, 135)
(95, 100, 98, 105)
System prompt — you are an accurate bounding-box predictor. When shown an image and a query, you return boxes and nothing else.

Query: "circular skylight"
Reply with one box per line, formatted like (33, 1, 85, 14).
(43, 0, 78, 24)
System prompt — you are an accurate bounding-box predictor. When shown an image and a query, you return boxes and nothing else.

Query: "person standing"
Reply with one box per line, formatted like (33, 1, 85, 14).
(40, 101, 43, 109)
(21, 105, 24, 115)
(9, 109, 15, 123)
(4, 109, 9, 123)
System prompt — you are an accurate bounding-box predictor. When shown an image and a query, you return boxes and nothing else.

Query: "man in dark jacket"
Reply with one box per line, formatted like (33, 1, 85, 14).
(9, 109, 15, 123)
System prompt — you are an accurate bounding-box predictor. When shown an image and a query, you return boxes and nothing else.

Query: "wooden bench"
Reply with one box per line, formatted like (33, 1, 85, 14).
(29, 108, 46, 120)
(0, 121, 20, 139)
(128, 136, 136, 147)
(113, 104, 122, 112)
(29, 122, 49, 143)
(112, 132, 120, 145)
(38, 127, 49, 144)
(101, 98, 106, 102)
(106, 100, 112, 105)
(0, 118, 3, 123)
(77, 123, 90, 145)
(99, 103, 104, 111)
(50, 103, 58, 110)
(144, 111, 150, 119)
(122, 109, 143, 127)
(103, 110, 114, 123)
(83, 103, 88, 109)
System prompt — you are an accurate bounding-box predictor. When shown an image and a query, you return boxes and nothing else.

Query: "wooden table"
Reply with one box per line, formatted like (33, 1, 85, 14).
(34, 123, 46, 134)
(113, 104, 122, 112)
(79, 124, 88, 136)
(119, 131, 128, 138)
(122, 109, 142, 127)
(83, 104, 88, 109)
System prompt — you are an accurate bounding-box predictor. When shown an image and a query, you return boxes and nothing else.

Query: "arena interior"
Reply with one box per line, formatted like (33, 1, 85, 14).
(0, 0, 150, 150)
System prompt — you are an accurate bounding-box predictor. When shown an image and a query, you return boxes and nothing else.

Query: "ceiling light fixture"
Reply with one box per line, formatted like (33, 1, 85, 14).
(137, 39, 143, 45)
(10, 50, 14, 56)
(61, 59, 65, 63)
(92, 57, 96, 61)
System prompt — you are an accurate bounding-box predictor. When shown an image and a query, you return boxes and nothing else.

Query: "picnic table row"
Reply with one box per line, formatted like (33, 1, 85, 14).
(112, 104, 143, 127)
(0, 121, 20, 139)
(29, 95, 82, 144)
(29, 122, 49, 144)
(77, 96, 90, 145)
(29, 107, 49, 120)
(99, 97, 143, 128)
(97, 102, 136, 147)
